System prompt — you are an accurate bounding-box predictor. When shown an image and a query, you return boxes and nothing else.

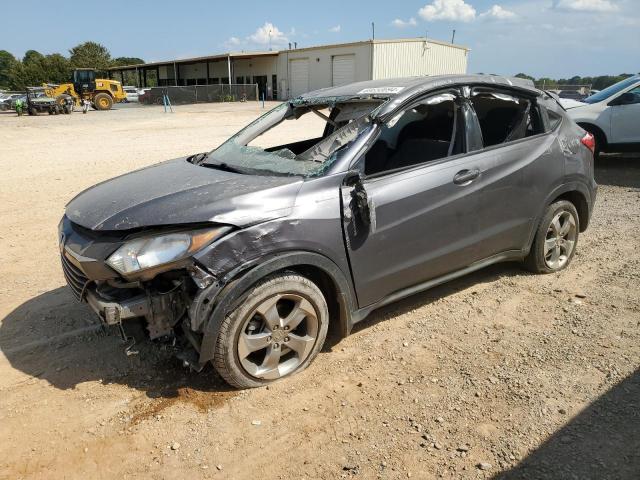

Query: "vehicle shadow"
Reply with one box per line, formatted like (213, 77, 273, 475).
(0, 287, 233, 398)
(345, 262, 525, 340)
(495, 368, 640, 479)
(2, 263, 526, 397)
(595, 154, 640, 188)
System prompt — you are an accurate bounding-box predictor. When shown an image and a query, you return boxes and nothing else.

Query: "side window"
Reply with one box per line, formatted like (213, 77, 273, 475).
(470, 89, 544, 147)
(365, 93, 461, 175)
(620, 86, 640, 105)
(547, 109, 563, 130)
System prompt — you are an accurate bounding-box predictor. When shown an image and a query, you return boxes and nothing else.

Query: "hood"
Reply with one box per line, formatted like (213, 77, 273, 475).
(66, 157, 303, 231)
(559, 98, 587, 110)
(30, 97, 55, 103)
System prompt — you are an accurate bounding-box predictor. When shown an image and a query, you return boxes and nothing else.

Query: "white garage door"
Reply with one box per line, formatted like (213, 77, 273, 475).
(332, 55, 355, 87)
(289, 59, 309, 98)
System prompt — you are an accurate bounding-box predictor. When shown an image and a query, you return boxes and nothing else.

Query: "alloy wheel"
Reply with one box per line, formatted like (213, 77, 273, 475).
(544, 210, 577, 269)
(237, 293, 319, 380)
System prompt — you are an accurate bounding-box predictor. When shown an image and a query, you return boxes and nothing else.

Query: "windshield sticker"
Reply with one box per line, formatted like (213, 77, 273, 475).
(357, 87, 405, 95)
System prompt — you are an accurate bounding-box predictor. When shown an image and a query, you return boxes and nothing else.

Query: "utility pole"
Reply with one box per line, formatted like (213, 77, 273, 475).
(371, 22, 375, 40)
(268, 29, 272, 51)
(451, 29, 456, 44)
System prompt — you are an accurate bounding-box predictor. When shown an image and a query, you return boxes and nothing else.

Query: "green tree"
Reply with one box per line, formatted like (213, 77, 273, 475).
(0, 50, 18, 88)
(42, 54, 71, 84)
(514, 73, 535, 81)
(112, 57, 144, 67)
(69, 41, 112, 70)
(23, 49, 44, 64)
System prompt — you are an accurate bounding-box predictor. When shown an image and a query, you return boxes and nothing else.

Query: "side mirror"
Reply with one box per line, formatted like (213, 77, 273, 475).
(609, 92, 636, 106)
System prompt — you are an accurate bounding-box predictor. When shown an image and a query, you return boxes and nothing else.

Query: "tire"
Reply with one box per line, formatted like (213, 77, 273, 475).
(28, 108, 36, 116)
(524, 200, 579, 274)
(213, 273, 329, 389)
(93, 93, 113, 110)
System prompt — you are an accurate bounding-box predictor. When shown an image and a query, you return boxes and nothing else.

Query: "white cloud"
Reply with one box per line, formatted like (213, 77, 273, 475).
(391, 17, 418, 28)
(329, 25, 341, 33)
(247, 22, 290, 46)
(224, 22, 293, 50)
(479, 4, 517, 20)
(418, 0, 476, 22)
(556, 0, 619, 12)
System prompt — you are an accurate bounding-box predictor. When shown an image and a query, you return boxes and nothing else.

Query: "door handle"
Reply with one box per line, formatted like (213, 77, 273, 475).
(453, 169, 480, 185)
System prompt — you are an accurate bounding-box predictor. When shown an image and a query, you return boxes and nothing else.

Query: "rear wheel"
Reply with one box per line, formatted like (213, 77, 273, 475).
(524, 200, 579, 274)
(213, 273, 329, 389)
(93, 93, 113, 110)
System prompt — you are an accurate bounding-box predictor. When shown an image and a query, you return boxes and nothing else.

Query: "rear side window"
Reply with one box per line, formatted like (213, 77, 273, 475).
(470, 89, 544, 147)
(547, 109, 563, 130)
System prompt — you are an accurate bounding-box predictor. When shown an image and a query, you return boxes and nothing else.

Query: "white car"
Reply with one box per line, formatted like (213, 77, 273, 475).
(123, 86, 139, 102)
(563, 75, 640, 155)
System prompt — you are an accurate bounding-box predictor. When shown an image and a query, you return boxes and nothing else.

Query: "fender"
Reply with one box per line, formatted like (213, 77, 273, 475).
(195, 250, 357, 365)
(525, 181, 594, 253)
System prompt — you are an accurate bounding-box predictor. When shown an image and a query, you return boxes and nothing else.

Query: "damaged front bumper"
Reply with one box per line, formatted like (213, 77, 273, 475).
(85, 289, 150, 326)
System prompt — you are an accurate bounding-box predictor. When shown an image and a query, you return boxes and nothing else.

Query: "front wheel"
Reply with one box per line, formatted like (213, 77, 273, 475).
(93, 93, 113, 110)
(524, 200, 579, 274)
(213, 273, 329, 389)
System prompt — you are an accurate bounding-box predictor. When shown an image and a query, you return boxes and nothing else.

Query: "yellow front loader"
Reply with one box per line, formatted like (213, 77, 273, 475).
(45, 68, 127, 111)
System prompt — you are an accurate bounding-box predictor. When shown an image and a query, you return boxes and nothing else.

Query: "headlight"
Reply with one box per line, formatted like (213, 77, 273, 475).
(106, 227, 229, 276)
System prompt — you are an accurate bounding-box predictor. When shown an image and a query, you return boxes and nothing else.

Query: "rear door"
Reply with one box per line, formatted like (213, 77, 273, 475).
(342, 91, 486, 307)
(467, 87, 558, 259)
(289, 59, 309, 98)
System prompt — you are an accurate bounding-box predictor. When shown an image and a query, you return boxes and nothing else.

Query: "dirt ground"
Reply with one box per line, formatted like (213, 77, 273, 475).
(0, 103, 638, 480)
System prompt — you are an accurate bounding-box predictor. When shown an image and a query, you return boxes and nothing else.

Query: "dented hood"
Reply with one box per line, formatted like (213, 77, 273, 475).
(65, 158, 303, 231)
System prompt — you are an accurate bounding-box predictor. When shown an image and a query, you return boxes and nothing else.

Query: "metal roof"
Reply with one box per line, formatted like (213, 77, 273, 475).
(296, 74, 540, 117)
(107, 51, 278, 70)
(107, 37, 468, 71)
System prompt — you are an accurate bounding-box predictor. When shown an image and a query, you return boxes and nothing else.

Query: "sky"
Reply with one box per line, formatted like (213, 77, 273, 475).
(1, 0, 638, 78)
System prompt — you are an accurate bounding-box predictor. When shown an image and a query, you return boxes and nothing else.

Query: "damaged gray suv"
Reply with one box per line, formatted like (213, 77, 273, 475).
(59, 75, 597, 388)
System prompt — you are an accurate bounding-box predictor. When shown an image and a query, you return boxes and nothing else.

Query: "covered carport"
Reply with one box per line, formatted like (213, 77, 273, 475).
(107, 51, 278, 99)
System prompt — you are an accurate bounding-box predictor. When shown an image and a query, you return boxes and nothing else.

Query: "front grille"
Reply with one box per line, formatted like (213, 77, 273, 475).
(60, 252, 90, 301)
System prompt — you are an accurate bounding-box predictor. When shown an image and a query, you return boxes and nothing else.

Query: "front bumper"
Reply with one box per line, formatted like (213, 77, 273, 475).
(85, 289, 149, 325)
(59, 216, 195, 339)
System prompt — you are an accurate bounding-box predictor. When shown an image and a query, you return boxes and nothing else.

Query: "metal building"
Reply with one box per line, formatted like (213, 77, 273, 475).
(107, 38, 469, 100)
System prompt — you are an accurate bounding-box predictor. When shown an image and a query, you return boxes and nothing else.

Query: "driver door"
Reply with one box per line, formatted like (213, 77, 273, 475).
(609, 86, 640, 144)
(341, 93, 485, 307)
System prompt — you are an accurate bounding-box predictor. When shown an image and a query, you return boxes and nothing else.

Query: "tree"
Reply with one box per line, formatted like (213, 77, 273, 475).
(42, 54, 71, 84)
(0, 50, 18, 88)
(23, 49, 44, 64)
(112, 57, 144, 67)
(514, 73, 535, 81)
(69, 41, 112, 71)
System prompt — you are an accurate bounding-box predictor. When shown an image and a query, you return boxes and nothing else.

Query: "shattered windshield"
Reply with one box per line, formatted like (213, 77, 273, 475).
(203, 99, 378, 177)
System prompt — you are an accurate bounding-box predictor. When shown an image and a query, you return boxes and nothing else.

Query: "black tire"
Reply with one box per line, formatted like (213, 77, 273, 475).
(93, 93, 113, 110)
(213, 273, 329, 389)
(524, 200, 579, 274)
(28, 108, 36, 116)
